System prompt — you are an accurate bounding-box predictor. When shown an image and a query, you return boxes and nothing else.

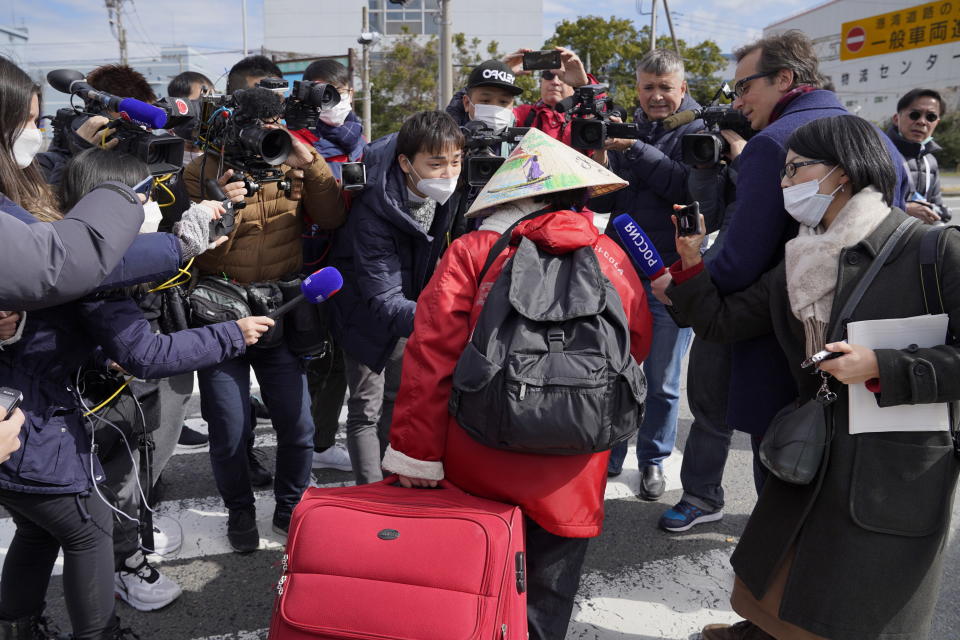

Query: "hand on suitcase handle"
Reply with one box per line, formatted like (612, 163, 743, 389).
(397, 474, 439, 489)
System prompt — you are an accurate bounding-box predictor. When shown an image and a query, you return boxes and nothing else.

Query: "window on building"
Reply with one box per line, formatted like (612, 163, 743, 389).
(368, 0, 439, 36)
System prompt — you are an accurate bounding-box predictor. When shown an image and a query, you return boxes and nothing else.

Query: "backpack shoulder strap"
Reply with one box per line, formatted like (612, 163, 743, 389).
(918, 224, 955, 316)
(523, 107, 538, 128)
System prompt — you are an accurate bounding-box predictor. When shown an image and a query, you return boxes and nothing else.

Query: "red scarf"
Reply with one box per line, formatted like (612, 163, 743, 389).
(768, 85, 817, 125)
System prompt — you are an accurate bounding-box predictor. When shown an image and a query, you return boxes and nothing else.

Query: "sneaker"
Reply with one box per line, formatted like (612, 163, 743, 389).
(115, 550, 182, 611)
(311, 445, 352, 471)
(227, 507, 259, 553)
(701, 620, 775, 640)
(146, 515, 182, 556)
(248, 444, 273, 487)
(177, 424, 208, 448)
(659, 500, 724, 532)
(272, 509, 291, 537)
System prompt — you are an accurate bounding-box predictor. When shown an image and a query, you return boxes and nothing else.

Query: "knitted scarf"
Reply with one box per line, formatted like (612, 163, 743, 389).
(784, 186, 888, 358)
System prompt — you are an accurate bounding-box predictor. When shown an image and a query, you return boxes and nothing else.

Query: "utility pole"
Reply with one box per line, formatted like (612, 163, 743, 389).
(242, 0, 248, 56)
(360, 7, 373, 139)
(438, 0, 453, 111)
(661, 0, 681, 55)
(105, 0, 128, 65)
(649, 0, 657, 50)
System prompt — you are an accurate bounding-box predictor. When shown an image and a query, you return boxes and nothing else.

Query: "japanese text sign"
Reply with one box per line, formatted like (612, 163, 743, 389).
(841, 0, 960, 60)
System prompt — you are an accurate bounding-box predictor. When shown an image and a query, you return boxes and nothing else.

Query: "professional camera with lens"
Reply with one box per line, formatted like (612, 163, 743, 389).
(196, 82, 295, 194)
(461, 122, 530, 187)
(680, 104, 753, 167)
(672, 83, 754, 167)
(565, 84, 642, 150)
(46, 69, 190, 176)
(284, 80, 341, 131)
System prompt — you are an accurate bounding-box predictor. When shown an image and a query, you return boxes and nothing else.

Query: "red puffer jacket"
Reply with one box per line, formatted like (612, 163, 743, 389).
(513, 102, 571, 146)
(382, 209, 652, 537)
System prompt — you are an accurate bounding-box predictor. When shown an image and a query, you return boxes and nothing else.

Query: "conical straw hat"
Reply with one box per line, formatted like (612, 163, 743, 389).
(465, 127, 628, 218)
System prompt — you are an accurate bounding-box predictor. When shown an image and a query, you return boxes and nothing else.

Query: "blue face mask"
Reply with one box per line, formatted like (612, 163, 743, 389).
(921, 135, 934, 145)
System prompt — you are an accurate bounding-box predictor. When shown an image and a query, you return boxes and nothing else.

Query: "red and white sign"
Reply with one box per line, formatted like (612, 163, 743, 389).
(845, 26, 866, 52)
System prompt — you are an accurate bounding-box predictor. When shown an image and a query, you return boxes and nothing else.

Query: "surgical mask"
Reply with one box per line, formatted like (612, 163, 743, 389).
(471, 102, 514, 132)
(407, 162, 457, 205)
(921, 135, 934, 146)
(782, 165, 842, 228)
(318, 96, 352, 127)
(140, 200, 163, 234)
(12, 127, 42, 169)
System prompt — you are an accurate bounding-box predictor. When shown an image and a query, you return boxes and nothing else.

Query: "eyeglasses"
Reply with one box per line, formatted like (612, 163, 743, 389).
(907, 110, 939, 123)
(780, 159, 826, 180)
(733, 71, 774, 98)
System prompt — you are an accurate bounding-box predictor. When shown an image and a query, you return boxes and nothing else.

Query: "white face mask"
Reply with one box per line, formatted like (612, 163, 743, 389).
(408, 162, 457, 205)
(140, 200, 163, 234)
(783, 165, 842, 228)
(13, 127, 42, 169)
(318, 95, 352, 127)
(471, 102, 514, 133)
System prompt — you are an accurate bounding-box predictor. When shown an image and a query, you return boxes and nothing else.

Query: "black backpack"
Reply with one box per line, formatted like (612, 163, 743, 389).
(448, 211, 646, 455)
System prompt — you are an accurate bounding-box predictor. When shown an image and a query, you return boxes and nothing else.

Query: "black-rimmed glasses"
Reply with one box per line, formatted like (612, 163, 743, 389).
(733, 71, 775, 98)
(780, 159, 826, 180)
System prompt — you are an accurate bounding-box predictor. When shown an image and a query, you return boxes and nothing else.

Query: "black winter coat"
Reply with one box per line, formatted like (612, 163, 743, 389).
(668, 209, 960, 639)
(886, 126, 946, 208)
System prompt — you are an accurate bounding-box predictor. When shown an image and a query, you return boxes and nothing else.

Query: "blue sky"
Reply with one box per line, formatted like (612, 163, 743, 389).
(2, 0, 813, 78)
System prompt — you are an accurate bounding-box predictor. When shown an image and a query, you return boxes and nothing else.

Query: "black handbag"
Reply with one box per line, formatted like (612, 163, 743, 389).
(760, 217, 917, 485)
(188, 276, 252, 326)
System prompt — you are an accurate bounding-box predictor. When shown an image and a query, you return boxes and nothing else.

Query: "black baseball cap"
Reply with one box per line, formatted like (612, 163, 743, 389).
(466, 60, 523, 96)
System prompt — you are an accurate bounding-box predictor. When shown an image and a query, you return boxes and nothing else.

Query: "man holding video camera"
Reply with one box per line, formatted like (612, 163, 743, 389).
(183, 55, 346, 553)
(588, 49, 701, 499)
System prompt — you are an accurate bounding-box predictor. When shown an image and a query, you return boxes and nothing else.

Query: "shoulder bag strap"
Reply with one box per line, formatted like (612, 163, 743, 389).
(475, 207, 552, 285)
(828, 217, 918, 342)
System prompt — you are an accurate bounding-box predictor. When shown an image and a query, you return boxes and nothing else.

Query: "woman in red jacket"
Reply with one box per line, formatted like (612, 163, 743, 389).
(382, 129, 653, 640)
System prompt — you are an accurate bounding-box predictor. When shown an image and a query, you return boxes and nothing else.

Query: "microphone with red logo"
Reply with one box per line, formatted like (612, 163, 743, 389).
(269, 267, 344, 320)
(611, 214, 666, 280)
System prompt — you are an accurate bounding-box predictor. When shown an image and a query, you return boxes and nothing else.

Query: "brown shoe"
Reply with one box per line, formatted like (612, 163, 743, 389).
(701, 620, 775, 640)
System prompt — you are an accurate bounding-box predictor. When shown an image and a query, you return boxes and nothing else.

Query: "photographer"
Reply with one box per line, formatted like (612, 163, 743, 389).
(184, 55, 346, 552)
(286, 58, 365, 474)
(328, 111, 464, 486)
(885, 88, 951, 224)
(446, 47, 590, 146)
(588, 49, 701, 499)
(650, 36, 910, 541)
(167, 70, 214, 167)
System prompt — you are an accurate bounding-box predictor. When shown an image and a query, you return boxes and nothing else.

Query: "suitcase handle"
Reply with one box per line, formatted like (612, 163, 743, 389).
(380, 474, 464, 493)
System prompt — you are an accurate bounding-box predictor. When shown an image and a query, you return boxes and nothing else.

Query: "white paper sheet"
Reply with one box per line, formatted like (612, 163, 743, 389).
(846, 314, 950, 434)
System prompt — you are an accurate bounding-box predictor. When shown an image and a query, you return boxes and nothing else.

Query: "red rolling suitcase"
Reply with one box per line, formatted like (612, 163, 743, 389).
(268, 476, 527, 640)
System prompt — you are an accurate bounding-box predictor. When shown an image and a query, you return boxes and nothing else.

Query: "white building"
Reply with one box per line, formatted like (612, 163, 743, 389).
(263, 0, 543, 60)
(765, 0, 960, 122)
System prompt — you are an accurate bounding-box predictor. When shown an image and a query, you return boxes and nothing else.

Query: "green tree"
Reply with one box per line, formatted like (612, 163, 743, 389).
(936, 111, 960, 172)
(544, 15, 728, 112)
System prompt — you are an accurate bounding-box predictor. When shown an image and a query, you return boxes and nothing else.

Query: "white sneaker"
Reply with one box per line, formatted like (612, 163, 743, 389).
(311, 444, 352, 471)
(146, 515, 183, 556)
(115, 551, 182, 611)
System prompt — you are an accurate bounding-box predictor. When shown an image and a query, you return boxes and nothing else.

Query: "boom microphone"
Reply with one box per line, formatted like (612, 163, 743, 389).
(47, 68, 168, 128)
(661, 108, 702, 132)
(269, 267, 343, 319)
(611, 214, 666, 280)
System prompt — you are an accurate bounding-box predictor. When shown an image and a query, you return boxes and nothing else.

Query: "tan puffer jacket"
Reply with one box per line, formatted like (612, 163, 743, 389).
(184, 149, 345, 284)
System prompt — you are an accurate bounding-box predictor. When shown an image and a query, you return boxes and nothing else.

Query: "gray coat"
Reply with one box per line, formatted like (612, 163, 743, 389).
(669, 208, 960, 640)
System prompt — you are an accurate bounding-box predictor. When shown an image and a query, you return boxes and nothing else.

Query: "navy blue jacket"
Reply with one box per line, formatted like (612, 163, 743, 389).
(704, 89, 910, 435)
(328, 134, 460, 372)
(589, 94, 703, 265)
(0, 293, 245, 494)
(0, 183, 181, 310)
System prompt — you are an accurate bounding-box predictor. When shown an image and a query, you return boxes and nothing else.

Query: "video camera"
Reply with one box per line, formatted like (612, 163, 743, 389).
(284, 80, 341, 131)
(666, 84, 753, 167)
(564, 84, 642, 150)
(461, 121, 530, 187)
(47, 69, 191, 176)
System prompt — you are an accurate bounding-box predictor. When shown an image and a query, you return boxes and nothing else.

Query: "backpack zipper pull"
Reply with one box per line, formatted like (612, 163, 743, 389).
(518, 382, 526, 400)
(277, 575, 287, 596)
(501, 623, 508, 639)
(281, 553, 288, 573)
